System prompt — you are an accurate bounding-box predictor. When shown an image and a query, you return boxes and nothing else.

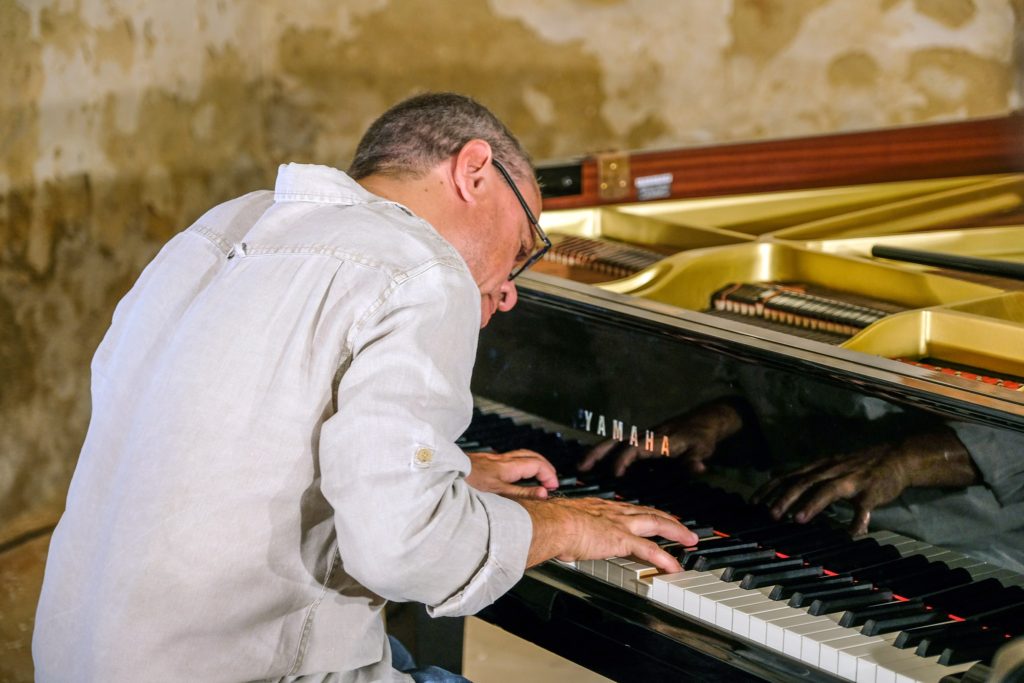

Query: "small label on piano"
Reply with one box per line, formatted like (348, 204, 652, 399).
(635, 172, 673, 201)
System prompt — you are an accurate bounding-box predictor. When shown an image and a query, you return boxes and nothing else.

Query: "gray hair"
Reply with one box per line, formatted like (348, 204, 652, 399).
(348, 92, 534, 185)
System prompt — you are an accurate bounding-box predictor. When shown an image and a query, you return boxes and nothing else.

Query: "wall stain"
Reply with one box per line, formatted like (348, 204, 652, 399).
(908, 48, 1011, 118)
(914, 0, 977, 27)
(1, 1, 43, 259)
(727, 0, 830, 63)
(828, 51, 881, 88)
(271, 0, 614, 164)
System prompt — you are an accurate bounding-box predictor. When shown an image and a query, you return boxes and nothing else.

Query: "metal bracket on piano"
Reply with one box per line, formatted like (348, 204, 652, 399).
(597, 151, 631, 201)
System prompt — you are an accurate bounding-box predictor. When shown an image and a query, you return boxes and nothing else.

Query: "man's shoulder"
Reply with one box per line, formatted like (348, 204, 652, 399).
(186, 190, 276, 247)
(277, 200, 469, 281)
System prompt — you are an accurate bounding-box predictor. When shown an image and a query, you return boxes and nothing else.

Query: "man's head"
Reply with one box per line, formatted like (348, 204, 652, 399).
(350, 93, 543, 327)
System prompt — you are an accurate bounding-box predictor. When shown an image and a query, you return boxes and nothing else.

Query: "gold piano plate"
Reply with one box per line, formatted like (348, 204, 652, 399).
(770, 174, 1024, 241)
(801, 224, 1024, 275)
(843, 293, 1024, 381)
(611, 175, 990, 237)
(539, 207, 750, 251)
(600, 241, 1003, 313)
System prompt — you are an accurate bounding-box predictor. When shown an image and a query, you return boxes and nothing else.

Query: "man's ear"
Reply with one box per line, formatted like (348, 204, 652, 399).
(451, 139, 494, 204)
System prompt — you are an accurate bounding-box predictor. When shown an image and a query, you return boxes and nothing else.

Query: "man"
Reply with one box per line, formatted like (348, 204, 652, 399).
(33, 93, 696, 682)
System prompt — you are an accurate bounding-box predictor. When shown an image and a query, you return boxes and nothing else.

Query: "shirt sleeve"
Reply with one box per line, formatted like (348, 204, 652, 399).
(947, 420, 1024, 506)
(318, 262, 533, 617)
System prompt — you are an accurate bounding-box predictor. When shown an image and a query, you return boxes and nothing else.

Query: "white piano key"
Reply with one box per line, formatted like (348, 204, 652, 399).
(750, 604, 828, 646)
(764, 614, 832, 653)
(731, 598, 797, 641)
(801, 625, 854, 665)
(684, 579, 744, 618)
(650, 571, 687, 605)
(821, 633, 887, 677)
(858, 646, 957, 683)
(665, 572, 721, 612)
(786, 619, 851, 660)
(716, 593, 768, 629)
(891, 657, 976, 683)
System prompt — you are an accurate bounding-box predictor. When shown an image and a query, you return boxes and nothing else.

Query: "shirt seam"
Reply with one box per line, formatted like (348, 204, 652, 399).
(186, 224, 464, 277)
(288, 542, 342, 675)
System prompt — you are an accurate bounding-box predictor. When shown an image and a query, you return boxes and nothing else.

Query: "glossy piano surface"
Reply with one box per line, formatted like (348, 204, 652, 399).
(470, 273, 1024, 682)
(469, 116, 1024, 682)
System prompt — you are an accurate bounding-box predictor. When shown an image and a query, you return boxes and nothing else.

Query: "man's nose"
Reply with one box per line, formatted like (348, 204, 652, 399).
(497, 280, 518, 312)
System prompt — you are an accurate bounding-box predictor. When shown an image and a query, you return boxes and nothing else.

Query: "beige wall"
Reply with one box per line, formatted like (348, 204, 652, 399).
(1, 0, 1022, 531)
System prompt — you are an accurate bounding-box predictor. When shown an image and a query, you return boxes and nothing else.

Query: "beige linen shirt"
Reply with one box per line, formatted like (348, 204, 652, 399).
(33, 164, 533, 682)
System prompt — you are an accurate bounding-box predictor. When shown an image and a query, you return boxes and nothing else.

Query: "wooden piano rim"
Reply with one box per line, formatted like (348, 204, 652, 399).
(515, 272, 1024, 427)
(541, 113, 1024, 210)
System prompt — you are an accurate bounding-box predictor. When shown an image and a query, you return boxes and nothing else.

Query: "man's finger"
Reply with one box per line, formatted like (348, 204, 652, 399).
(624, 513, 699, 547)
(579, 440, 617, 472)
(613, 447, 643, 477)
(792, 479, 851, 523)
(850, 502, 871, 536)
(627, 538, 682, 574)
(502, 455, 559, 490)
(500, 484, 550, 500)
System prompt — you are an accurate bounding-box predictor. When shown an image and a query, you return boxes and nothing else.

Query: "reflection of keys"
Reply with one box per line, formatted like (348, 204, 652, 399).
(463, 404, 1024, 682)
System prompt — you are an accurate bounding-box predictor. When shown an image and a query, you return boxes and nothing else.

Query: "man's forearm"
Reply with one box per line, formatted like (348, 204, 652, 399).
(517, 498, 575, 567)
(900, 428, 981, 489)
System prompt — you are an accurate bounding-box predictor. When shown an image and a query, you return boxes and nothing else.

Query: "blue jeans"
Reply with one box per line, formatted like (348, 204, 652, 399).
(389, 635, 472, 683)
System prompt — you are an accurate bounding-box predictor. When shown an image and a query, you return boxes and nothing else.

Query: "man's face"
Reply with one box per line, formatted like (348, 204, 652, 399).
(478, 168, 543, 328)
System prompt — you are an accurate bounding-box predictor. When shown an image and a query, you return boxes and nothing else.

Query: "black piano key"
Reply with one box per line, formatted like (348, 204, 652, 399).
(685, 525, 717, 540)
(938, 631, 1011, 666)
(769, 574, 854, 601)
(693, 548, 777, 571)
(895, 620, 959, 649)
(913, 622, 986, 656)
(678, 540, 759, 569)
(853, 554, 930, 584)
(839, 598, 924, 627)
(808, 589, 893, 616)
(739, 565, 823, 589)
(886, 566, 972, 599)
(774, 530, 852, 557)
(719, 557, 803, 582)
(928, 578, 1018, 617)
(802, 537, 900, 572)
(861, 609, 947, 636)
(790, 582, 875, 608)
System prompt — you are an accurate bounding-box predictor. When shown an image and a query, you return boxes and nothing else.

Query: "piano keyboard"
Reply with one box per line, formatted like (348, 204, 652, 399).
(461, 400, 1024, 683)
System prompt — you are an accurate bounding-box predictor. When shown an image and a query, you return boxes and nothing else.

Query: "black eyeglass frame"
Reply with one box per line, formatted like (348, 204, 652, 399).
(492, 159, 551, 280)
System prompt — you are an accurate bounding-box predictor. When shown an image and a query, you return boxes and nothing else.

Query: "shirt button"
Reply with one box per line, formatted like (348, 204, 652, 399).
(414, 448, 434, 465)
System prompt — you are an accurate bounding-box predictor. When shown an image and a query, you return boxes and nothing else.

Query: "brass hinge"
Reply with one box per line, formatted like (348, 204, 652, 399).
(596, 152, 630, 201)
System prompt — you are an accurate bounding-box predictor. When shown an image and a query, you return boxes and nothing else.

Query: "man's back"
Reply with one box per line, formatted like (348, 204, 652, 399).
(33, 165, 482, 682)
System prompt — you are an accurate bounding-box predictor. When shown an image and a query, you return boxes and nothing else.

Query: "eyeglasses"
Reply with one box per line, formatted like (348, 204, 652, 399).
(492, 159, 551, 280)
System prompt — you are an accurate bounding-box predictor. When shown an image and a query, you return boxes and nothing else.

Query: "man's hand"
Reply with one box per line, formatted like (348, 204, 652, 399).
(751, 429, 979, 535)
(465, 449, 559, 499)
(578, 401, 743, 477)
(519, 496, 698, 573)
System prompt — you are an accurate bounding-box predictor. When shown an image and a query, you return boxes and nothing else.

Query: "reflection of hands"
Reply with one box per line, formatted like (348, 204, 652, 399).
(578, 401, 743, 477)
(751, 429, 979, 535)
(519, 496, 699, 573)
(465, 449, 559, 500)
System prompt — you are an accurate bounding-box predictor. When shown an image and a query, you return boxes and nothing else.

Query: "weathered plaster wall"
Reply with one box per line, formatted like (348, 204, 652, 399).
(1, 0, 1022, 537)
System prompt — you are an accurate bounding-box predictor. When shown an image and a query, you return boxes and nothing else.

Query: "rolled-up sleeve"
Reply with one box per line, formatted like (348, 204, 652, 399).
(318, 261, 532, 616)
(948, 420, 1024, 506)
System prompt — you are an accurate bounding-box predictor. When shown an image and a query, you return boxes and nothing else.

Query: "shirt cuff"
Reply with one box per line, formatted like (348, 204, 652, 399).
(948, 421, 1024, 506)
(425, 492, 533, 618)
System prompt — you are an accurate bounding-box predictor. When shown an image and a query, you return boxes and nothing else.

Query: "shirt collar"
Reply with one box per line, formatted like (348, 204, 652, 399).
(273, 163, 383, 206)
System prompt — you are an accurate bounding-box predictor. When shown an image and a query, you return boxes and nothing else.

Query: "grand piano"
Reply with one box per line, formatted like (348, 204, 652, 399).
(466, 115, 1024, 683)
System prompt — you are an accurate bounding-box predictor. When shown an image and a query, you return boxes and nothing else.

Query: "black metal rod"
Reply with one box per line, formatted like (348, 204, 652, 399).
(871, 245, 1024, 281)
